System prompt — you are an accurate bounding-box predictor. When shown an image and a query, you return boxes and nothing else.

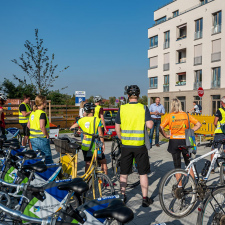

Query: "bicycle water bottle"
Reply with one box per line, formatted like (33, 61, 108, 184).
(201, 160, 211, 177)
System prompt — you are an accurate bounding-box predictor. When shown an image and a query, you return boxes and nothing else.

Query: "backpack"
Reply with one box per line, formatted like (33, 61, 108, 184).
(198, 104, 202, 111)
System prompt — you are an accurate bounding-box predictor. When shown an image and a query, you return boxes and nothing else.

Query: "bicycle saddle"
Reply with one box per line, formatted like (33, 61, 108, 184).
(57, 178, 89, 195)
(93, 199, 134, 223)
(69, 143, 81, 150)
(22, 161, 47, 173)
(16, 150, 37, 159)
(9, 144, 20, 150)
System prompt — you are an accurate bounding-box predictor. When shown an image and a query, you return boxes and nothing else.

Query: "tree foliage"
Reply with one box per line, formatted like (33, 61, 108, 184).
(138, 95, 148, 105)
(88, 96, 94, 103)
(109, 96, 116, 106)
(11, 29, 69, 95)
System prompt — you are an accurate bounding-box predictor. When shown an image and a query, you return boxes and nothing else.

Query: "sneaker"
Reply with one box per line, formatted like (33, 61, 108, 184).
(142, 197, 154, 207)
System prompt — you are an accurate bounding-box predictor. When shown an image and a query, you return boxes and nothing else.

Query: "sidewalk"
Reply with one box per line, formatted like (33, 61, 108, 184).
(52, 135, 219, 225)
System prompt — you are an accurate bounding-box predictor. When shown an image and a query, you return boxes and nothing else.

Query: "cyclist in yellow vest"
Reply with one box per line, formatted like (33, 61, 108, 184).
(27, 95, 53, 164)
(70, 103, 108, 174)
(19, 94, 32, 148)
(94, 96, 107, 135)
(211, 96, 225, 173)
(115, 85, 154, 207)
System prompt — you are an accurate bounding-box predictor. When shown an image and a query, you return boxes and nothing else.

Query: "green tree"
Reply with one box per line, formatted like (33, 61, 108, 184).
(88, 96, 94, 103)
(109, 97, 116, 106)
(47, 90, 72, 105)
(138, 95, 148, 105)
(11, 29, 69, 95)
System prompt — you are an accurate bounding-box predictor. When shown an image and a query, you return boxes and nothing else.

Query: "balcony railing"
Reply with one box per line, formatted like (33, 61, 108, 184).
(149, 84, 158, 89)
(163, 84, 169, 92)
(149, 65, 158, 70)
(149, 44, 158, 49)
(194, 31, 202, 40)
(194, 56, 202, 65)
(193, 82, 202, 90)
(163, 41, 170, 49)
(175, 81, 186, 86)
(163, 63, 170, 71)
(177, 58, 186, 64)
(211, 80, 220, 88)
(212, 24, 222, 34)
(211, 52, 221, 62)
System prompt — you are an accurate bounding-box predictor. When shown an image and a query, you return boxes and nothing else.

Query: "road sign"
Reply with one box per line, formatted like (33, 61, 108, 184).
(198, 87, 204, 97)
(115, 99, 119, 103)
(120, 97, 124, 100)
(75, 91, 86, 106)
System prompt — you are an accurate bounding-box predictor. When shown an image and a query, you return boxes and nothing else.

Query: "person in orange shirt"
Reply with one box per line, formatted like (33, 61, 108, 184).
(159, 98, 201, 170)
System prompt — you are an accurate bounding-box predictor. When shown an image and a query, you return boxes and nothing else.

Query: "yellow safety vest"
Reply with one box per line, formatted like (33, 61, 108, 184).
(29, 110, 50, 139)
(79, 116, 101, 151)
(120, 103, 145, 146)
(19, 102, 31, 124)
(94, 105, 103, 127)
(215, 108, 225, 134)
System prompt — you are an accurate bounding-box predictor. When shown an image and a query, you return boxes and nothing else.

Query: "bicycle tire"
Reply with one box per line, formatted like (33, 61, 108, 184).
(84, 173, 115, 201)
(111, 139, 120, 175)
(197, 187, 225, 225)
(114, 154, 140, 188)
(159, 168, 197, 218)
(16, 132, 22, 145)
(220, 163, 225, 185)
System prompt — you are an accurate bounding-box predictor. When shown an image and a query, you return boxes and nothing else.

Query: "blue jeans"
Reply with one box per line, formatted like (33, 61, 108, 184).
(30, 138, 53, 164)
(149, 118, 161, 146)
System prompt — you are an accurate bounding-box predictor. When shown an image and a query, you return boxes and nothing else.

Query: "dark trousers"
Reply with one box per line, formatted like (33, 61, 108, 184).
(149, 118, 161, 145)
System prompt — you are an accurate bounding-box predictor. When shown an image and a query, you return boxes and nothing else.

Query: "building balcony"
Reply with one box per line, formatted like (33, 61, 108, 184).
(163, 63, 170, 71)
(175, 80, 186, 86)
(163, 84, 169, 92)
(149, 65, 158, 70)
(149, 45, 158, 49)
(194, 31, 202, 40)
(193, 82, 202, 90)
(194, 56, 202, 66)
(163, 41, 170, 49)
(176, 36, 186, 41)
(177, 58, 186, 64)
(211, 52, 221, 62)
(149, 84, 158, 89)
(211, 80, 220, 89)
(212, 24, 222, 35)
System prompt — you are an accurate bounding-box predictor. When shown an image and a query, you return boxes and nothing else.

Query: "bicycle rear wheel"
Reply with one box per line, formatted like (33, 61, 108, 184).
(159, 169, 197, 218)
(220, 163, 225, 185)
(197, 187, 225, 225)
(114, 154, 140, 188)
(84, 173, 115, 201)
(111, 139, 121, 175)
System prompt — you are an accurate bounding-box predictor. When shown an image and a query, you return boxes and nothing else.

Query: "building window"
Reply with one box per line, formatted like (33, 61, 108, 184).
(177, 24, 187, 40)
(194, 70, 202, 90)
(194, 96, 202, 107)
(177, 49, 186, 64)
(149, 56, 158, 69)
(212, 11, 222, 34)
(150, 35, 158, 49)
(212, 95, 221, 115)
(149, 77, 158, 89)
(200, 0, 208, 5)
(164, 97, 170, 113)
(212, 67, 221, 88)
(155, 16, 167, 25)
(173, 10, 179, 18)
(195, 18, 203, 40)
(163, 75, 169, 92)
(177, 96, 186, 112)
(176, 72, 186, 86)
(163, 53, 170, 71)
(194, 44, 202, 65)
(212, 39, 221, 62)
(164, 31, 170, 49)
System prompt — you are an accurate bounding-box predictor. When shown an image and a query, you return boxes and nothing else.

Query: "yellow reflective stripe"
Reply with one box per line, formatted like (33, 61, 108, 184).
(85, 138, 92, 141)
(121, 136, 144, 141)
(30, 134, 45, 138)
(121, 130, 144, 134)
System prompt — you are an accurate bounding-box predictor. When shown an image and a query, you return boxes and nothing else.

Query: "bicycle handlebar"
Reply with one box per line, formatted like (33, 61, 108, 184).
(197, 139, 225, 148)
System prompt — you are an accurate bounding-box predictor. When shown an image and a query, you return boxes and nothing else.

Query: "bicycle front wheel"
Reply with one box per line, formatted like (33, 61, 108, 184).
(159, 169, 197, 218)
(85, 173, 115, 201)
(111, 139, 120, 175)
(197, 187, 225, 225)
(220, 163, 225, 185)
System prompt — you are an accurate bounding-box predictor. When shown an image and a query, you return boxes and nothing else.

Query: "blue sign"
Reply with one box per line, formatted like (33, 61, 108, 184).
(75, 91, 86, 106)
(75, 97, 85, 105)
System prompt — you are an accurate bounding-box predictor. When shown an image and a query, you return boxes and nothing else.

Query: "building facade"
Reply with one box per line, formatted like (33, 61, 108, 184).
(147, 0, 224, 115)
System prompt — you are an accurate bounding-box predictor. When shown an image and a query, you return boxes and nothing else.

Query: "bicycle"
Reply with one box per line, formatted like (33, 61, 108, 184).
(159, 139, 225, 218)
(111, 136, 140, 188)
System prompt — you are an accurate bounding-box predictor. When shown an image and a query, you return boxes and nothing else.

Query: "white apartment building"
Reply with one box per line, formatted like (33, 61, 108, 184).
(147, 0, 224, 115)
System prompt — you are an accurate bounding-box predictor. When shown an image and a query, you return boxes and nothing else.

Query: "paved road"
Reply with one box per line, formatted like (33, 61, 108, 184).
(53, 134, 219, 225)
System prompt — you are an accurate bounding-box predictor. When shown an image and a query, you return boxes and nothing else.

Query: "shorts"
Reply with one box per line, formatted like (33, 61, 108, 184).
(120, 145, 150, 175)
(168, 139, 190, 169)
(0, 127, 5, 136)
(82, 150, 105, 162)
(21, 124, 30, 137)
(213, 133, 225, 150)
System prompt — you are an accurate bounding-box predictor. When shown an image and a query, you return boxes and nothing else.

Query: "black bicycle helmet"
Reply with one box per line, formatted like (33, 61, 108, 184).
(84, 103, 96, 113)
(125, 85, 140, 97)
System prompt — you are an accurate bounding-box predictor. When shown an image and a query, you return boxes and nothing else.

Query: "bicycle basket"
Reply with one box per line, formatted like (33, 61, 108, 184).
(54, 138, 73, 154)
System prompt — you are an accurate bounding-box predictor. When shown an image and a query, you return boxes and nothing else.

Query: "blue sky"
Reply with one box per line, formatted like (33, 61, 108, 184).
(0, 0, 170, 98)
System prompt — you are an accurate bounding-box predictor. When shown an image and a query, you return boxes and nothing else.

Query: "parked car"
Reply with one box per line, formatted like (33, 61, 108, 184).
(103, 108, 118, 137)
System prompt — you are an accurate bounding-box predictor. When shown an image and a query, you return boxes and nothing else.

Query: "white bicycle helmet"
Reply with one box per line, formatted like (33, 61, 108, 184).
(94, 95, 102, 103)
(0, 92, 7, 101)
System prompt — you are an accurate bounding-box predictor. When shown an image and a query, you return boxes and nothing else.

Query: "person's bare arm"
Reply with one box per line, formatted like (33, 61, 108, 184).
(21, 111, 31, 117)
(159, 126, 170, 139)
(214, 117, 219, 127)
(188, 108, 194, 113)
(192, 121, 201, 131)
(150, 112, 156, 115)
(98, 126, 105, 152)
(146, 120, 154, 129)
(40, 119, 49, 138)
(115, 123, 121, 139)
(70, 123, 79, 130)
(27, 120, 30, 129)
(100, 114, 107, 132)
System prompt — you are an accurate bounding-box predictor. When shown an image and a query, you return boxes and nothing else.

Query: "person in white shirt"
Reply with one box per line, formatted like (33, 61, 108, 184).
(79, 101, 85, 118)
(188, 101, 201, 115)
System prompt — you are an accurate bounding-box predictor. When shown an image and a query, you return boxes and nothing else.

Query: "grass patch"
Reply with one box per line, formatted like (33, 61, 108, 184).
(59, 129, 73, 134)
